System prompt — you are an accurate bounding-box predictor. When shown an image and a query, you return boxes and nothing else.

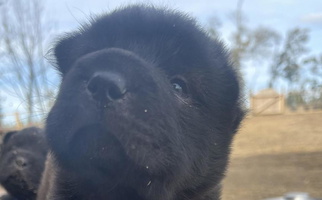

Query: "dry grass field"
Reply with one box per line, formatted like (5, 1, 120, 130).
(223, 112, 322, 200)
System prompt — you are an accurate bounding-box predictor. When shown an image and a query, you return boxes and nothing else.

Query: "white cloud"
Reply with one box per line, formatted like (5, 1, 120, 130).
(301, 12, 322, 23)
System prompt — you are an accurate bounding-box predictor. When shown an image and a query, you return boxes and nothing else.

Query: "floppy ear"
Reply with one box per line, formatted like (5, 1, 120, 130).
(2, 131, 18, 144)
(54, 33, 81, 75)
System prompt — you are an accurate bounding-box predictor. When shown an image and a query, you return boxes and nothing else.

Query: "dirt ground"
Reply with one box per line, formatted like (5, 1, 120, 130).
(223, 112, 322, 200)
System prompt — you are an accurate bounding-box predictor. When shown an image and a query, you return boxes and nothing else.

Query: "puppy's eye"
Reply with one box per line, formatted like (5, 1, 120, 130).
(171, 78, 188, 95)
(172, 83, 182, 92)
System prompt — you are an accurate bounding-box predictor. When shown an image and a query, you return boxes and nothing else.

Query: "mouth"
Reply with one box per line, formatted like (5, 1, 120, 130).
(3, 175, 38, 199)
(3, 174, 26, 189)
(62, 123, 129, 172)
(48, 98, 177, 175)
(6, 175, 21, 184)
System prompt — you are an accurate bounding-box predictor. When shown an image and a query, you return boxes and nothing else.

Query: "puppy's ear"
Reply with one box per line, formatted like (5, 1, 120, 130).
(2, 131, 18, 144)
(54, 34, 80, 75)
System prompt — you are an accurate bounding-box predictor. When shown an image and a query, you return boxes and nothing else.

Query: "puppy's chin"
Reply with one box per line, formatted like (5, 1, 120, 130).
(52, 124, 127, 173)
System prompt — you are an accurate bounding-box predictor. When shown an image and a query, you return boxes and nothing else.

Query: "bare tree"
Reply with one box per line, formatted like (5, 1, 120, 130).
(207, 15, 222, 39)
(245, 27, 280, 61)
(269, 28, 309, 89)
(0, 94, 3, 127)
(0, 0, 55, 124)
(206, 0, 322, 110)
(228, 1, 281, 68)
(228, 0, 249, 69)
(208, 0, 280, 91)
(301, 54, 322, 109)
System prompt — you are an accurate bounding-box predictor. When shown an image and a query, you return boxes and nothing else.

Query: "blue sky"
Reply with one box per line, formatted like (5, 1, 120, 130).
(1, 0, 322, 125)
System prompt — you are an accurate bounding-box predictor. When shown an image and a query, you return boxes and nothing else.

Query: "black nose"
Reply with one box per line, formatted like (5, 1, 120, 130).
(87, 72, 127, 102)
(15, 157, 27, 168)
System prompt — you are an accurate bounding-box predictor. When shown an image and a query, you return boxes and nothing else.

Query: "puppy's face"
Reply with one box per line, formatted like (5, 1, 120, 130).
(47, 6, 243, 194)
(49, 48, 189, 173)
(0, 128, 48, 199)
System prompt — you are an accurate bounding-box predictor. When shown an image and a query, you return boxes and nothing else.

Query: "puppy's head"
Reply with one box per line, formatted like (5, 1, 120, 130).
(47, 5, 244, 198)
(0, 127, 48, 199)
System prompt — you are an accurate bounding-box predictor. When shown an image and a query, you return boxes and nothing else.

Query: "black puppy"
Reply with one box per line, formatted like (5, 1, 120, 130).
(0, 127, 48, 200)
(38, 6, 244, 200)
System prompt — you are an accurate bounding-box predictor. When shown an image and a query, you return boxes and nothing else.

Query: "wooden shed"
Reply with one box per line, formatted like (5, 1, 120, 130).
(250, 89, 285, 115)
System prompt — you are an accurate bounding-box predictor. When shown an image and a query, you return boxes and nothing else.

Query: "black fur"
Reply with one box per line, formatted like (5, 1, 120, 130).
(39, 5, 244, 200)
(0, 127, 48, 200)
(0, 194, 17, 200)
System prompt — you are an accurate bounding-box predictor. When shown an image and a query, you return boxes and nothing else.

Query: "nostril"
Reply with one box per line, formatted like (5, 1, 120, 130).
(108, 84, 126, 100)
(87, 77, 101, 97)
(87, 72, 127, 102)
(15, 157, 27, 168)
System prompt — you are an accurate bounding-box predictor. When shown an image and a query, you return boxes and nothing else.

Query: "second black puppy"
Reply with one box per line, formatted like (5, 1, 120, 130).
(0, 127, 48, 200)
(39, 6, 244, 200)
